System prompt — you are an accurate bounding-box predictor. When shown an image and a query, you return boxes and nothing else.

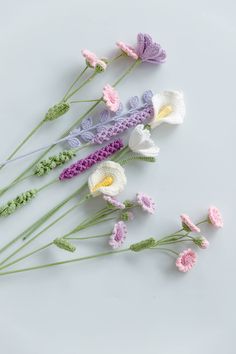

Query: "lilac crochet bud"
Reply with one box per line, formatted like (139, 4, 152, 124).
(59, 139, 124, 180)
(92, 105, 153, 145)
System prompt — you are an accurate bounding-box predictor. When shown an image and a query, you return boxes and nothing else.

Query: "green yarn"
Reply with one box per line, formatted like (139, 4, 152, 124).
(53, 238, 76, 252)
(0, 189, 37, 216)
(44, 102, 70, 121)
(34, 149, 76, 176)
(130, 238, 157, 252)
(119, 156, 156, 166)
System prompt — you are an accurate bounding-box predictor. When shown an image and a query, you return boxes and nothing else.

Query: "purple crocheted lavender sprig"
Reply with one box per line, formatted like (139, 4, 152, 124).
(59, 139, 124, 180)
(91, 105, 154, 145)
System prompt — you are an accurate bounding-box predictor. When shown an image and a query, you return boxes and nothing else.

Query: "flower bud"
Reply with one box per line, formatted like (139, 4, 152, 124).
(53, 238, 76, 252)
(130, 237, 156, 252)
(44, 102, 70, 121)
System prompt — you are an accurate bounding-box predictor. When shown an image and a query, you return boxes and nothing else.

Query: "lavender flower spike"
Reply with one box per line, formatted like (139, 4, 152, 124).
(59, 139, 124, 180)
(92, 105, 154, 145)
(136, 33, 167, 64)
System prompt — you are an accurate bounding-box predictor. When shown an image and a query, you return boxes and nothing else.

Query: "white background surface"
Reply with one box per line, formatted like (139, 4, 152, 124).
(0, 0, 235, 353)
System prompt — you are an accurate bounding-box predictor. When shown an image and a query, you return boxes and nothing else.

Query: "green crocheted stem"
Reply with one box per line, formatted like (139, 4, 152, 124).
(0, 189, 38, 216)
(119, 156, 156, 166)
(130, 238, 157, 252)
(53, 238, 76, 252)
(34, 149, 76, 176)
(44, 102, 70, 121)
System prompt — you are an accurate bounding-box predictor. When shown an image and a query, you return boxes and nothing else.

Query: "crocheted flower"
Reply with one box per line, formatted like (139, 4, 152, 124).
(208, 206, 223, 228)
(95, 59, 107, 73)
(136, 193, 156, 214)
(128, 124, 160, 157)
(88, 161, 127, 197)
(116, 41, 138, 60)
(121, 211, 134, 222)
(109, 221, 127, 249)
(136, 33, 167, 64)
(59, 140, 123, 180)
(81, 49, 98, 68)
(180, 214, 200, 233)
(151, 91, 185, 129)
(92, 105, 153, 145)
(103, 84, 120, 112)
(176, 249, 197, 272)
(194, 236, 209, 249)
(103, 195, 125, 209)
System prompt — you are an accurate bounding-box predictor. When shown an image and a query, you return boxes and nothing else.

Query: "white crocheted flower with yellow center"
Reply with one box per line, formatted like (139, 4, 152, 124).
(88, 161, 127, 197)
(151, 90, 185, 128)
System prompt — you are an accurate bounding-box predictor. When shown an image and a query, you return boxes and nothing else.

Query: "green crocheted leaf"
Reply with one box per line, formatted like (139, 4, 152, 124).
(44, 102, 70, 121)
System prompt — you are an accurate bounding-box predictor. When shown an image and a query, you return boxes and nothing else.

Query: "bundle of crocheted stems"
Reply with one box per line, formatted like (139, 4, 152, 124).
(0, 95, 153, 168)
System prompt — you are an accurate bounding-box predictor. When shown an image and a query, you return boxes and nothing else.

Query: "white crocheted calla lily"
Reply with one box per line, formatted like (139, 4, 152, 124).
(88, 161, 127, 197)
(128, 124, 160, 157)
(150, 90, 185, 129)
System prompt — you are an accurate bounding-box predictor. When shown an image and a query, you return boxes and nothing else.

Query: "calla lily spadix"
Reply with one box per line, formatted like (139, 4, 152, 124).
(150, 90, 186, 129)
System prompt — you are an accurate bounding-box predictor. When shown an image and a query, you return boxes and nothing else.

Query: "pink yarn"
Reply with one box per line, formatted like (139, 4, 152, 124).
(103, 84, 120, 112)
(199, 237, 209, 249)
(176, 249, 197, 272)
(136, 192, 156, 214)
(82, 49, 98, 68)
(109, 221, 127, 249)
(208, 206, 223, 228)
(103, 195, 125, 210)
(194, 236, 209, 249)
(180, 214, 200, 233)
(116, 41, 138, 60)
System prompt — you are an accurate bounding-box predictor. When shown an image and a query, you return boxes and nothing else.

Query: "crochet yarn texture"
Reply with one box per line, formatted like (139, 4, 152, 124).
(44, 102, 70, 121)
(34, 149, 76, 176)
(0, 189, 37, 216)
(53, 238, 76, 252)
(130, 237, 156, 252)
(91, 105, 153, 144)
(59, 139, 124, 180)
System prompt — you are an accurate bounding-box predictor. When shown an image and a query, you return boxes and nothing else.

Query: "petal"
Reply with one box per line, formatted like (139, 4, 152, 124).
(88, 161, 127, 197)
(150, 90, 185, 129)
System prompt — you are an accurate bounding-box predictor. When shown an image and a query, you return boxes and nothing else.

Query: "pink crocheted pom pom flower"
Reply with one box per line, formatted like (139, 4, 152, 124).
(136, 193, 156, 214)
(176, 249, 197, 272)
(103, 84, 120, 112)
(82, 49, 98, 68)
(180, 214, 200, 233)
(208, 206, 223, 228)
(103, 195, 125, 210)
(116, 41, 138, 60)
(194, 236, 209, 249)
(109, 221, 127, 249)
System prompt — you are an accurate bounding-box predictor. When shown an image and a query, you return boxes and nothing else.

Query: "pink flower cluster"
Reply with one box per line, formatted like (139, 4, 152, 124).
(176, 249, 197, 273)
(109, 221, 127, 249)
(136, 192, 156, 214)
(82, 49, 107, 71)
(176, 206, 223, 272)
(102, 84, 120, 112)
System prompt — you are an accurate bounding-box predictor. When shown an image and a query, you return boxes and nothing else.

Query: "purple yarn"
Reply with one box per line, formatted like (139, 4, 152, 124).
(136, 33, 166, 64)
(59, 139, 124, 180)
(92, 105, 153, 145)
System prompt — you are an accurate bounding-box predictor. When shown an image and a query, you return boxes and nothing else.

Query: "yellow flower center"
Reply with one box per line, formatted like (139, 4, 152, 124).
(92, 176, 114, 192)
(156, 105, 173, 121)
